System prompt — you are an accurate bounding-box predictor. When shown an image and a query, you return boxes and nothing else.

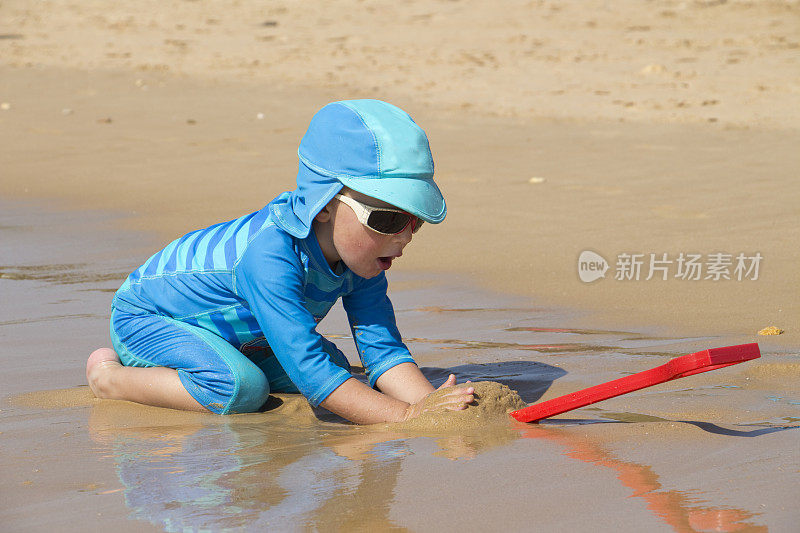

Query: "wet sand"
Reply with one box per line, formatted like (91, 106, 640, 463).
(2, 0, 799, 530)
(2, 201, 798, 531)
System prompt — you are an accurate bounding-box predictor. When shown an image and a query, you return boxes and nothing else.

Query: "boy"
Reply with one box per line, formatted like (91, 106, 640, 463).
(86, 99, 474, 424)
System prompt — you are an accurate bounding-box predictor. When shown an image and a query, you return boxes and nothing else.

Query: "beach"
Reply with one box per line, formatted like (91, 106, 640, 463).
(2, 1, 799, 531)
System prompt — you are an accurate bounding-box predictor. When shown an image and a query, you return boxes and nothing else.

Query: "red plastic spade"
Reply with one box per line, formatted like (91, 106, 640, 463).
(510, 343, 760, 423)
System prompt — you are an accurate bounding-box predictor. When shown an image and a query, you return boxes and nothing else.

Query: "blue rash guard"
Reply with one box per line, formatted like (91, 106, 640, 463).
(112, 192, 415, 408)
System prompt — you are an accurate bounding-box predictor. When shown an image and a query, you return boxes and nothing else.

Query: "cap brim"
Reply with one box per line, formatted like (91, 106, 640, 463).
(336, 175, 446, 224)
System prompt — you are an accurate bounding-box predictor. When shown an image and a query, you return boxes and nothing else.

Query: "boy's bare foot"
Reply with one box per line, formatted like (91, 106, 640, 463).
(86, 348, 122, 399)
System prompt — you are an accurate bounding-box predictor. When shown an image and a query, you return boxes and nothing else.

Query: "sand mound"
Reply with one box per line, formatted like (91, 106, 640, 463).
(392, 381, 527, 431)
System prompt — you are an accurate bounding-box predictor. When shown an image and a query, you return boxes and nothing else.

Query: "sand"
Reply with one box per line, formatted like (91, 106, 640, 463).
(12, 381, 526, 432)
(1, 0, 799, 530)
(2, 68, 798, 344)
(3, 0, 799, 129)
(390, 381, 527, 431)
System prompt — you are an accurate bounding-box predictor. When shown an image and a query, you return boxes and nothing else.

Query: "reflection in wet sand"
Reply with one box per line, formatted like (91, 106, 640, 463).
(76, 361, 555, 532)
(88, 402, 394, 530)
(66, 360, 547, 531)
(519, 425, 767, 532)
(85, 396, 521, 532)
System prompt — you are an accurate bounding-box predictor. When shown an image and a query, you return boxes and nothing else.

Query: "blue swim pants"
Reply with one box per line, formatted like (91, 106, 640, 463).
(109, 307, 349, 414)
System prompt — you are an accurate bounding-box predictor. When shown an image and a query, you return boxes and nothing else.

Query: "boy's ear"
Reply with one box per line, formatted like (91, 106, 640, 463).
(314, 201, 333, 223)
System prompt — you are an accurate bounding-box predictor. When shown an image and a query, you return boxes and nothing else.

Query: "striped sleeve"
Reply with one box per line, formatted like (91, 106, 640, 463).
(232, 227, 351, 406)
(342, 273, 415, 388)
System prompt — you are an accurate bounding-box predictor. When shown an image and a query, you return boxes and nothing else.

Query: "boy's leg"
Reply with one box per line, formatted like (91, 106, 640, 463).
(87, 348, 207, 412)
(87, 309, 270, 414)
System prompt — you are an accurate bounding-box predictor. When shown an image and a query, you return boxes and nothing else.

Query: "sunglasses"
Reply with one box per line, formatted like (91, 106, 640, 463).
(334, 194, 423, 235)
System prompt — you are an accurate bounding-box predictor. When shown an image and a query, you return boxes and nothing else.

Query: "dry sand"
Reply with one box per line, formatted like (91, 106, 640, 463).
(1, 1, 799, 531)
(3, 0, 799, 128)
(2, 0, 799, 344)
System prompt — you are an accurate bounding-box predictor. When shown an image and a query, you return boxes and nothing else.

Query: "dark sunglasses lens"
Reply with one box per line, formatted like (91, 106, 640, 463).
(368, 210, 413, 234)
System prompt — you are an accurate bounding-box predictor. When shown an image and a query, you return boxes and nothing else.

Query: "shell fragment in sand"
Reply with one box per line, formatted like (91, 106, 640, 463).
(640, 64, 667, 75)
(758, 326, 784, 336)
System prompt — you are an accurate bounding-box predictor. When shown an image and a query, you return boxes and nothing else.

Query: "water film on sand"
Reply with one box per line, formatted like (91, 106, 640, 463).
(2, 200, 798, 531)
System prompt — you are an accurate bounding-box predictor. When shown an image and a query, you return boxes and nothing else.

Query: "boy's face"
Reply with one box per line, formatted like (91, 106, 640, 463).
(314, 189, 415, 278)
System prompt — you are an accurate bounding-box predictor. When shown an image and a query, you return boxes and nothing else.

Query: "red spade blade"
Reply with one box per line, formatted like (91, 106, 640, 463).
(510, 343, 760, 423)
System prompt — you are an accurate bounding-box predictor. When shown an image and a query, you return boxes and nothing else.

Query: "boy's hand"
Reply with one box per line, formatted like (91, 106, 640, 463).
(403, 374, 475, 421)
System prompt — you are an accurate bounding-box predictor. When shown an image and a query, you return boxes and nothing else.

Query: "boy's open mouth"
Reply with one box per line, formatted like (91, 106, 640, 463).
(377, 256, 394, 270)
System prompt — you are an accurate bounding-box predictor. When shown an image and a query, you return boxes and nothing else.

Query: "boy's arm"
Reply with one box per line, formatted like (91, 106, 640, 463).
(235, 231, 353, 406)
(374, 362, 434, 404)
(341, 273, 419, 393)
(321, 373, 473, 425)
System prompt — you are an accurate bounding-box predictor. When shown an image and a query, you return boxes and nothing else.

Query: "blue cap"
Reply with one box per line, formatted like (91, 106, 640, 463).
(269, 100, 446, 239)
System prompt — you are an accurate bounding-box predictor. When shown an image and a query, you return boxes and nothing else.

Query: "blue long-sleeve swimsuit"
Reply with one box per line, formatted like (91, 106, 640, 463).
(111, 202, 415, 409)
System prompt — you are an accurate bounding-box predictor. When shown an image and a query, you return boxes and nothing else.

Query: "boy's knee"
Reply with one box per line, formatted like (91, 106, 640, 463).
(224, 365, 270, 414)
